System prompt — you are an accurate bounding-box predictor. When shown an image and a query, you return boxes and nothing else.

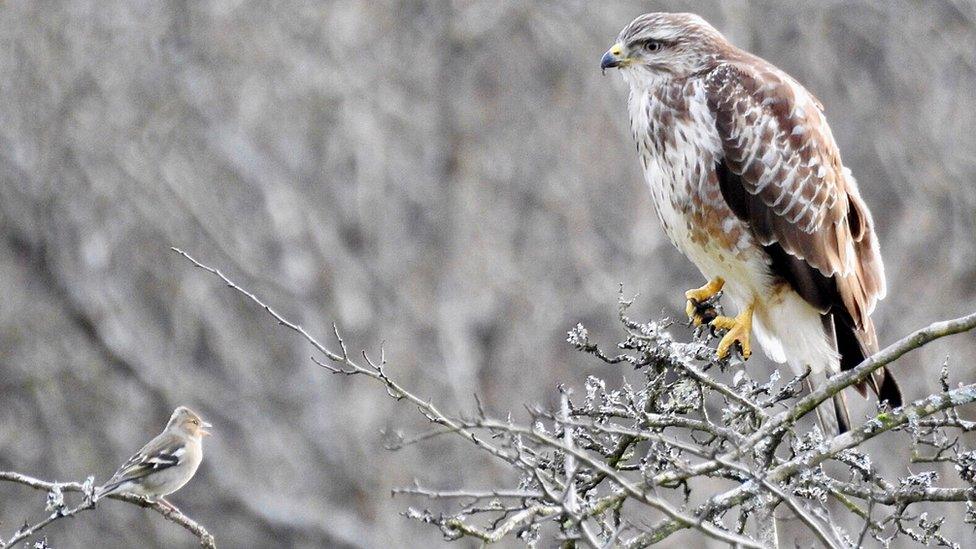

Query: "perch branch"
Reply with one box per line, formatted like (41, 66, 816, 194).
(0, 471, 215, 548)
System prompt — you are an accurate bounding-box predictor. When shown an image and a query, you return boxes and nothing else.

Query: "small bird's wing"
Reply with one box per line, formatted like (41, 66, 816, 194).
(101, 432, 186, 495)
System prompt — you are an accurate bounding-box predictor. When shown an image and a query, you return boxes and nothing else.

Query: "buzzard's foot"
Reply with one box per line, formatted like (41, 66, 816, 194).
(685, 277, 725, 326)
(711, 304, 753, 359)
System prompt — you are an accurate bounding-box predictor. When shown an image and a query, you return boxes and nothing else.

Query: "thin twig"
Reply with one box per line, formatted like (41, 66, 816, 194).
(0, 472, 215, 548)
(172, 247, 514, 467)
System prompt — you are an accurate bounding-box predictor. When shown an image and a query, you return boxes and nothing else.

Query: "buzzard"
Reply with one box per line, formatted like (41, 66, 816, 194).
(601, 12, 901, 431)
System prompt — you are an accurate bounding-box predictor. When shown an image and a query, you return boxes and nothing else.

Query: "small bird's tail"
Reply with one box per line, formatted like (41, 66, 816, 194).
(94, 480, 123, 502)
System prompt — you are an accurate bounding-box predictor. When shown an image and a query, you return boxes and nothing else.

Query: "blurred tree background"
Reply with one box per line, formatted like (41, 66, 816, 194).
(1, 1, 974, 547)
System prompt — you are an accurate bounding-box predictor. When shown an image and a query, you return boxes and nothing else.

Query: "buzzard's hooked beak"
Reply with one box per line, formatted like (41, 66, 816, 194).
(600, 43, 625, 73)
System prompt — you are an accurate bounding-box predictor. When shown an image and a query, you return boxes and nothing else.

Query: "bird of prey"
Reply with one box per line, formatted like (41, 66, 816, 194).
(601, 12, 901, 431)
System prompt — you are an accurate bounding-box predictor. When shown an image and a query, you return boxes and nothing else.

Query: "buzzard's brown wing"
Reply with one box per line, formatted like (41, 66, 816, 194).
(703, 61, 899, 405)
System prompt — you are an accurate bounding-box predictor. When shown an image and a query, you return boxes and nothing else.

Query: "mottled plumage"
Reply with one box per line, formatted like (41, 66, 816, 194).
(602, 13, 901, 430)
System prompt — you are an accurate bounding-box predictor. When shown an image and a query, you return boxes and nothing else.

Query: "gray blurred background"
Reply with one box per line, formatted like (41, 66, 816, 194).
(1, 1, 974, 547)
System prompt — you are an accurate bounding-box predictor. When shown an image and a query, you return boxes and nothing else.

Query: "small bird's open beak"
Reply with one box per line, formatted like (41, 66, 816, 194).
(600, 43, 625, 73)
(201, 421, 213, 436)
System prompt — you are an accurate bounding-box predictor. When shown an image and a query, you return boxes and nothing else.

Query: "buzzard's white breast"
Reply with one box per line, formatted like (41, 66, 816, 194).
(628, 79, 762, 296)
(627, 76, 839, 374)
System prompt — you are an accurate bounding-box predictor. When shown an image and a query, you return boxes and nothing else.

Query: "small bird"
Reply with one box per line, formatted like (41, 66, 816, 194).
(96, 406, 211, 512)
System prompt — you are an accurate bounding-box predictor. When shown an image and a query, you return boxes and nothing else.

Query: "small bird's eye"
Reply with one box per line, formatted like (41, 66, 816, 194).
(644, 40, 663, 53)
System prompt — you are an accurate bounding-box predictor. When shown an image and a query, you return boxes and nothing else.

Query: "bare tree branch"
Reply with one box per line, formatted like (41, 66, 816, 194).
(173, 247, 976, 547)
(0, 471, 215, 548)
(170, 247, 516, 469)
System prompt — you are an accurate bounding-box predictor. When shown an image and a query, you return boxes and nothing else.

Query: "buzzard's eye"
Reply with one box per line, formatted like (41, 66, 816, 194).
(643, 40, 663, 53)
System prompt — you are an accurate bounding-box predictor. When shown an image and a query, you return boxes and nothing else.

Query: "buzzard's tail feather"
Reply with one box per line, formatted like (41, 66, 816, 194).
(835, 313, 903, 408)
(806, 376, 848, 435)
(874, 367, 903, 408)
(833, 391, 852, 434)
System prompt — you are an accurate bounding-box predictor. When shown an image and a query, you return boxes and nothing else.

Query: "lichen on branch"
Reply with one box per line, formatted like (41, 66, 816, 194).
(172, 248, 976, 547)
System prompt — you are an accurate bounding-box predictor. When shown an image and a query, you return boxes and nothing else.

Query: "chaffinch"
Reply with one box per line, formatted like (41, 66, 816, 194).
(96, 406, 211, 512)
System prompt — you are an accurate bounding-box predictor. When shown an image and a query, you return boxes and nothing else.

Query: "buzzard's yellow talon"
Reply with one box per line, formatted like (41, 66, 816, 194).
(684, 299, 699, 324)
(712, 304, 753, 359)
(685, 276, 725, 303)
(685, 277, 725, 326)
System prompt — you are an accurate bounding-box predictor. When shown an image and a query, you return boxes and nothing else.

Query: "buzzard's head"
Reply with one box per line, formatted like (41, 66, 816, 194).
(601, 12, 728, 85)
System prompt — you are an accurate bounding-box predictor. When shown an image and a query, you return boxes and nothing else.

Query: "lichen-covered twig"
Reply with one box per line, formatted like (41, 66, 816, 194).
(0, 471, 215, 548)
(173, 247, 976, 547)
